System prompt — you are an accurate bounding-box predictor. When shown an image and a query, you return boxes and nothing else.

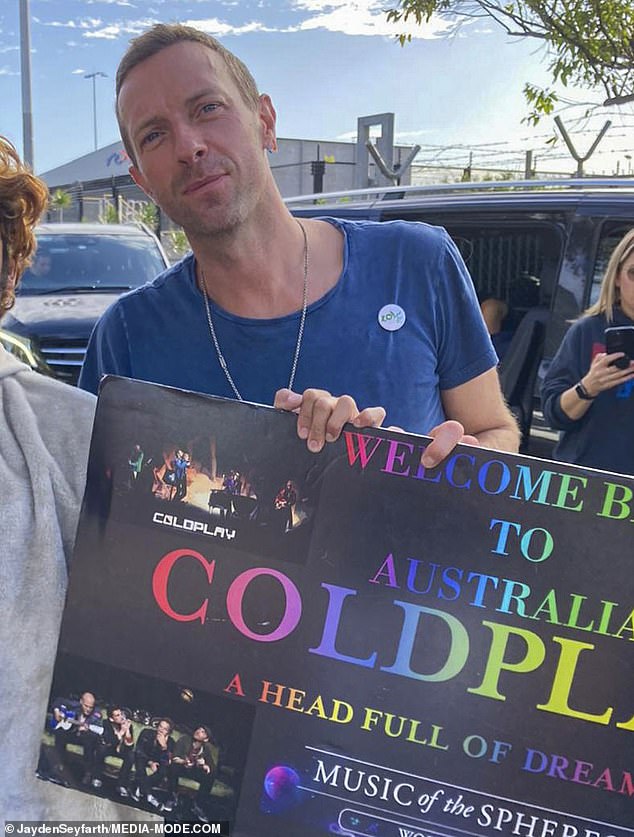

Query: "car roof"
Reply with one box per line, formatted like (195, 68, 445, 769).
(287, 178, 634, 214)
(36, 222, 153, 236)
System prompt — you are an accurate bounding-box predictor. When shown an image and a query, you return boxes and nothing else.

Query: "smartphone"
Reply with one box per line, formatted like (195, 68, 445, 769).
(605, 326, 634, 369)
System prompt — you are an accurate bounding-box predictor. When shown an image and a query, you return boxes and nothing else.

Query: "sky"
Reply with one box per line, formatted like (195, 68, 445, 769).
(0, 0, 632, 179)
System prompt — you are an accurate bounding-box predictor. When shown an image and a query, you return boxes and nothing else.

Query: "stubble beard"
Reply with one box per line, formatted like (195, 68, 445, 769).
(163, 158, 267, 242)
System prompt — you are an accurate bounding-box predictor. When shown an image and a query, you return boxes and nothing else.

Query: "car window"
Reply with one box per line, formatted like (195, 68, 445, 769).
(388, 217, 563, 331)
(18, 233, 166, 294)
(449, 225, 562, 316)
(588, 221, 634, 307)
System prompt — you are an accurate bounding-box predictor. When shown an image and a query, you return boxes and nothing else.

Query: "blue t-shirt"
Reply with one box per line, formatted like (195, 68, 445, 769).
(79, 218, 497, 435)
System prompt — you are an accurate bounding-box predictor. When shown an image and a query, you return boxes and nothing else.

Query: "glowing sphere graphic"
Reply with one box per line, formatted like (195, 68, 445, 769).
(263, 765, 300, 801)
(180, 687, 194, 702)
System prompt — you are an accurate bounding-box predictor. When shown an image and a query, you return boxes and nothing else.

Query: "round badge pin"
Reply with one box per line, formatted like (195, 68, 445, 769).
(378, 303, 406, 332)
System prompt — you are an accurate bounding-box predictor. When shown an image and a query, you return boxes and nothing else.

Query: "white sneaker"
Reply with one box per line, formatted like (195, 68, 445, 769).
(117, 786, 130, 798)
(146, 793, 161, 809)
(91, 777, 103, 789)
(131, 787, 142, 802)
(191, 803, 209, 824)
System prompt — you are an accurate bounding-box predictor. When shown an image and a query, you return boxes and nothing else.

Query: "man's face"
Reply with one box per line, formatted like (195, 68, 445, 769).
(80, 694, 96, 715)
(119, 41, 276, 239)
(193, 727, 209, 743)
(33, 254, 51, 276)
(110, 709, 125, 724)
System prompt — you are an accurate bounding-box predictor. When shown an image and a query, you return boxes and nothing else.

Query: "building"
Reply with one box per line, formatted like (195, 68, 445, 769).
(39, 125, 415, 229)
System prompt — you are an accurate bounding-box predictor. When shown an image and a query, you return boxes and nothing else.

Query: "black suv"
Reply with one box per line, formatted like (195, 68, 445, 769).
(289, 179, 634, 448)
(0, 223, 169, 385)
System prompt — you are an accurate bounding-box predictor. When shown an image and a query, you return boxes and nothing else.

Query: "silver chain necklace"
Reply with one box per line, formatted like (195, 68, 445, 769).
(199, 220, 309, 401)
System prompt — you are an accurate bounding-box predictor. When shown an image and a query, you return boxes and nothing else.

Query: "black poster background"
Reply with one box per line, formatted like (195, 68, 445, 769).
(43, 377, 634, 837)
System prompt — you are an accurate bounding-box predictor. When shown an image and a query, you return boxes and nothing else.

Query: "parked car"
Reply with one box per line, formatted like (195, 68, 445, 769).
(0, 223, 169, 385)
(289, 178, 634, 449)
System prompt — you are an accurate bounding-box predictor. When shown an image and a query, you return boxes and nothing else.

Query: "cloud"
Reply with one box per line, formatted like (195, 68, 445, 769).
(37, 1, 452, 46)
(181, 17, 279, 36)
(0, 66, 18, 76)
(71, 68, 87, 74)
(0, 46, 18, 55)
(40, 18, 104, 30)
(395, 129, 434, 141)
(291, 0, 454, 38)
(83, 17, 159, 39)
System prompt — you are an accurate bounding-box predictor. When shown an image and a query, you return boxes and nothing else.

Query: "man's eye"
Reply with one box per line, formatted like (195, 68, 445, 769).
(141, 130, 161, 147)
(201, 103, 219, 114)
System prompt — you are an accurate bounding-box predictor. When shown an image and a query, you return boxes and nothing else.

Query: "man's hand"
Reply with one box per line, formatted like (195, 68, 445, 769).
(274, 388, 385, 453)
(420, 420, 479, 469)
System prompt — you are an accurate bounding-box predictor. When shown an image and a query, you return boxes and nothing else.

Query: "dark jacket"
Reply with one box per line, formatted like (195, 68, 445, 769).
(135, 727, 174, 766)
(172, 735, 216, 773)
(541, 308, 634, 473)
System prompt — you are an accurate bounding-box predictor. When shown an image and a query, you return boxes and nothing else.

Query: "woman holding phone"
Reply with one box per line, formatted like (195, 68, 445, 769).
(542, 228, 634, 473)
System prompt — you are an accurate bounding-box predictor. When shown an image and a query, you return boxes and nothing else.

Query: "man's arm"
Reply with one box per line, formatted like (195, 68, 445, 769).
(423, 368, 519, 466)
(135, 728, 152, 762)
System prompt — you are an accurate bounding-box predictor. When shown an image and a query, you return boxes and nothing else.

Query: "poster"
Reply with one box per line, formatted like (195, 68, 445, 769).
(39, 376, 634, 836)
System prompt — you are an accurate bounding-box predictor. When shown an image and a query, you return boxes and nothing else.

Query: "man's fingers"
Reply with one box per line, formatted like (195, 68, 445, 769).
(295, 389, 331, 442)
(353, 406, 386, 428)
(303, 392, 357, 451)
(323, 394, 358, 444)
(421, 420, 478, 468)
(275, 388, 386, 453)
(273, 387, 303, 412)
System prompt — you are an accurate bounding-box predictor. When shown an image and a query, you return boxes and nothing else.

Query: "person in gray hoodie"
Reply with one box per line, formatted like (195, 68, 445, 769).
(0, 136, 156, 822)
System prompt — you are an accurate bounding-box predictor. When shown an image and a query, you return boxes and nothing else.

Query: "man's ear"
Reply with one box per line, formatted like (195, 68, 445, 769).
(259, 94, 278, 152)
(129, 164, 155, 200)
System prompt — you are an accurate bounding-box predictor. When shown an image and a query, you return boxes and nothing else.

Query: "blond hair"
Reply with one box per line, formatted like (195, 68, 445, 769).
(0, 137, 49, 313)
(584, 228, 634, 322)
(116, 23, 260, 164)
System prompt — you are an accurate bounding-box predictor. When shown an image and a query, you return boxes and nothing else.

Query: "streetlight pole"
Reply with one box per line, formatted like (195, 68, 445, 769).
(84, 71, 107, 151)
(19, 0, 34, 168)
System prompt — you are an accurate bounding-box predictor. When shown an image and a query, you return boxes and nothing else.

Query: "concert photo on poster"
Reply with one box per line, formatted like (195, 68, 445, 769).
(38, 376, 634, 837)
(38, 653, 253, 827)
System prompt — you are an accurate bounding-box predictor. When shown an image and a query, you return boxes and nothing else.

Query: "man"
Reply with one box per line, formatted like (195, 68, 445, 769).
(79, 23, 518, 464)
(95, 706, 135, 798)
(163, 725, 216, 820)
(0, 135, 154, 821)
(128, 443, 144, 487)
(274, 479, 297, 533)
(51, 692, 104, 788)
(132, 718, 175, 809)
(172, 449, 191, 502)
(25, 250, 52, 279)
(480, 297, 514, 362)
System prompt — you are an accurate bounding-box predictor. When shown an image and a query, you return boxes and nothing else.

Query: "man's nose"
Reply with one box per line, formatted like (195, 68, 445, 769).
(175, 124, 207, 164)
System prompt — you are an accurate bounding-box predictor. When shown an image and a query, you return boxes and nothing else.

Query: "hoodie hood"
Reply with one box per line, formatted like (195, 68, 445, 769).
(0, 344, 30, 380)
